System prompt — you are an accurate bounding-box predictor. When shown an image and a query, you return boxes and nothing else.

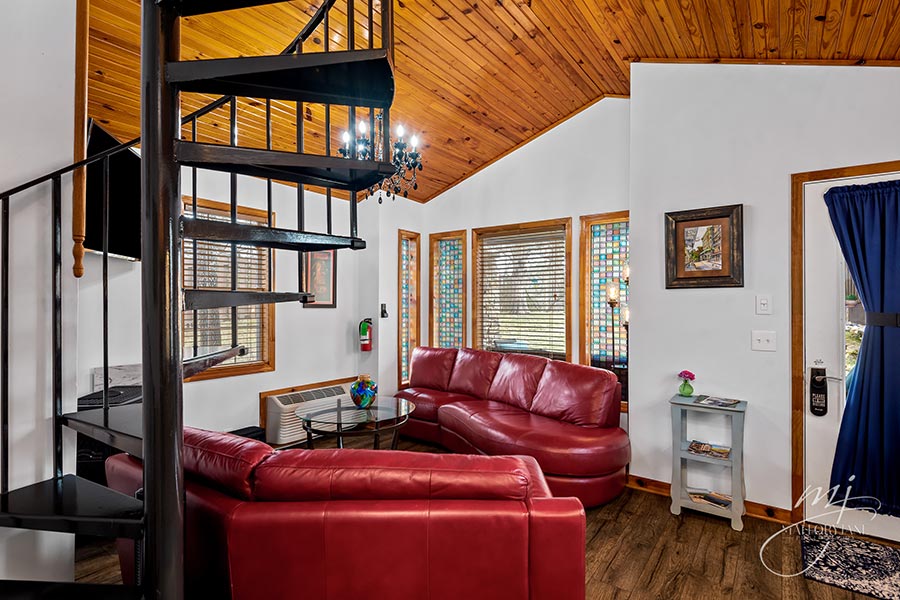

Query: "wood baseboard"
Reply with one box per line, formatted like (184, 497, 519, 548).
(626, 474, 792, 525)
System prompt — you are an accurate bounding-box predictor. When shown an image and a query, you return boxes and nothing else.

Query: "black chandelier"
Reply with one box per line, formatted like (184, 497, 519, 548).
(338, 111, 423, 203)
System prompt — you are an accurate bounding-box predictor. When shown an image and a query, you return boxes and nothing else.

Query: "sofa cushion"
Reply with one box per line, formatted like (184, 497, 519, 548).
(530, 361, 620, 426)
(395, 387, 479, 422)
(447, 348, 504, 399)
(183, 427, 274, 500)
(408, 347, 458, 391)
(438, 401, 630, 478)
(486, 353, 549, 410)
(253, 449, 543, 501)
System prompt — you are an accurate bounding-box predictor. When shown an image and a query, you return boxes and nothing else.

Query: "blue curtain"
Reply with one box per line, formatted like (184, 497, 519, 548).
(825, 180, 900, 517)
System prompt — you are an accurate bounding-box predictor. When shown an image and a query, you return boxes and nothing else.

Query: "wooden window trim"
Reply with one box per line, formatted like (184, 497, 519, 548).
(429, 229, 467, 348)
(580, 212, 629, 415)
(398, 229, 421, 388)
(578, 211, 630, 366)
(472, 217, 573, 362)
(183, 197, 275, 382)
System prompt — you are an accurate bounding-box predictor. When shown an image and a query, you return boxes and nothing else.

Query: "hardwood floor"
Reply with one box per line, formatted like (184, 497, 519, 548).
(76, 435, 868, 598)
(74, 537, 121, 585)
(582, 488, 873, 599)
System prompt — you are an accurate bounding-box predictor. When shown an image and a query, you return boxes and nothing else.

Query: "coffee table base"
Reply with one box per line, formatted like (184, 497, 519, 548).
(303, 417, 408, 450)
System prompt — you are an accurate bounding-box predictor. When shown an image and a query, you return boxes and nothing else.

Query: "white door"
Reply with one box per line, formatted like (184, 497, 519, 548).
(803, 172, 900, 541)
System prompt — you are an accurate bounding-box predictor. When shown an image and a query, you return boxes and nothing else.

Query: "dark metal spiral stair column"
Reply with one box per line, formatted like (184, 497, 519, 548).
(140, 0, 184, 597)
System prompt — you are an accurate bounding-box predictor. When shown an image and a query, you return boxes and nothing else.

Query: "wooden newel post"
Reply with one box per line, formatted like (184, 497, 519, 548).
(72, 168, 86, 278)
(73, 0, 89, 278)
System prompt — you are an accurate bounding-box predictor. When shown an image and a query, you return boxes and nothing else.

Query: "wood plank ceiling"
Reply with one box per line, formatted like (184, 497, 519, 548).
(88, 0, 900, 202)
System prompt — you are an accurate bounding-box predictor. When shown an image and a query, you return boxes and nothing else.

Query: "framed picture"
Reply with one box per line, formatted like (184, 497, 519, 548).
(665, 204, 743, 289)
(303, 250, 337, 308)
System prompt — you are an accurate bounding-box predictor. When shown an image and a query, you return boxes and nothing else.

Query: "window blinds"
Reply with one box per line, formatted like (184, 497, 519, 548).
(182, 204, 270, 367)
(476, 227, 567, 361)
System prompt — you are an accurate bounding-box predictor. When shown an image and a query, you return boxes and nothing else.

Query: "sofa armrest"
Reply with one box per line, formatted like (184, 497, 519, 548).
(528, 497, 586, 600)
(253, 449, 546, 501)
(598, 382, 622, 428)
(106, 453, 245, 598)
(105, 455, 143, 586)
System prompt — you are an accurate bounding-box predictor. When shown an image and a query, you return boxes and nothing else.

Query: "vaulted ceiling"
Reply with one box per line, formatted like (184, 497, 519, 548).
(88, 0, 900, 202)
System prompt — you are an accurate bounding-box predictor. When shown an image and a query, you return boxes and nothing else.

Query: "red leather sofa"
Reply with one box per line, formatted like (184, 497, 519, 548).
(396, 347, 631, 507)
(106, 427, 586, 600)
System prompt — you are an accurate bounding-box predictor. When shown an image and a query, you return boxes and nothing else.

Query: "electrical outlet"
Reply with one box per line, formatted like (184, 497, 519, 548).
(751, 330, 777, 352)
(755, 294, 773, 315)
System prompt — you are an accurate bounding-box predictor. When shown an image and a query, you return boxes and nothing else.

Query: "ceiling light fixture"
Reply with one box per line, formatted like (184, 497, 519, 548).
(338, 111, 424, 203)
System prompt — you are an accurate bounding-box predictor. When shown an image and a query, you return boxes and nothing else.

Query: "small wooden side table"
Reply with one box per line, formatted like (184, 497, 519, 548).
(669, 395, 747, 531)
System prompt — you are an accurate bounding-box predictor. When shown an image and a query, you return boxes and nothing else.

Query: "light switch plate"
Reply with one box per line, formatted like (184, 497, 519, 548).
(751, 330, 777, 352)
(755, 294, 773, 315)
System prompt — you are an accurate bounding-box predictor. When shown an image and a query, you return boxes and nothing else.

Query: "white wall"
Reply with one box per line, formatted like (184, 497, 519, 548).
(77, 171, 371, 432)
(628, 63, 900, 510)
(371, 196, 424, 394)
(422, 98, 631, 361)
(0, 0, 78, 581)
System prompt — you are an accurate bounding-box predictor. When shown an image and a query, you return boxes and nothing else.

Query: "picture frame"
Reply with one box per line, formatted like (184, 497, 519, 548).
(303, 249, 337, 308)
(665, 204, 743, 289)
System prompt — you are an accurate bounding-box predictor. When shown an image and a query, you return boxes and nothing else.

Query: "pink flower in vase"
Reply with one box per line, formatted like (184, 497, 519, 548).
(676, 370, 696, 397)
(678, 370, 695, 382)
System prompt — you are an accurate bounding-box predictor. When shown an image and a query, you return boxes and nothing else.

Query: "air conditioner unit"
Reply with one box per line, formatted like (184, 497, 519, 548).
(265, 383, 350, 445)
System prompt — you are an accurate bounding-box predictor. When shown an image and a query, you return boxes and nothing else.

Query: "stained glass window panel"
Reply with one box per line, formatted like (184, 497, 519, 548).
(589, 220, 629, 366)
(399, 231, 420, 384)
(431, 234, 465, 348)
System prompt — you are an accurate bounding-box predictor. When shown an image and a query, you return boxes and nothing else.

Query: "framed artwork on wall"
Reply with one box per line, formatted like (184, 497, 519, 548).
(304, 249, 337, 308)
(665, 204, 743, 289)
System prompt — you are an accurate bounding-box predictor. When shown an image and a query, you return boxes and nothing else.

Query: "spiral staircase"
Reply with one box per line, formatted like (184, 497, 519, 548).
(0, 0, 395, 597)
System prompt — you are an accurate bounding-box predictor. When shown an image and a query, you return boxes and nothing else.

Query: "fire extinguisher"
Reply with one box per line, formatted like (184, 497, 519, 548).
(359, 318, 373, 352)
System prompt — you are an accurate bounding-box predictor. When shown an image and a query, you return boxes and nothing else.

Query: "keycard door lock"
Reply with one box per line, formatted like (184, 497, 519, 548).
(810, 367, 828, 417)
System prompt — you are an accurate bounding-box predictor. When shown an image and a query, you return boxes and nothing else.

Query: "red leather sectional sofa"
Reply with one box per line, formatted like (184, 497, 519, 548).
(396, 346, 631, 507)
(106, 427, 586, 600)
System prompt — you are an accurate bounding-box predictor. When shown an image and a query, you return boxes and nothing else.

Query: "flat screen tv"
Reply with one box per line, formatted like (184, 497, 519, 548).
(84, 120, 142, 261)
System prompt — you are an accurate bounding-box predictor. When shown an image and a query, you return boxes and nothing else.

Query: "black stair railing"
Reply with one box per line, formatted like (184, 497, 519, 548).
(0, 0, 384, 435)
(0, 176, 63, 499)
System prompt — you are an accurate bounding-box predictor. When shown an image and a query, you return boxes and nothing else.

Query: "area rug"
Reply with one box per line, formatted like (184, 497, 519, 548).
(800, 526, 900, 599)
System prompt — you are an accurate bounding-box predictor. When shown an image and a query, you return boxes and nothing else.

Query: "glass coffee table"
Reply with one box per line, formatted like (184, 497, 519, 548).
(294, 396, 415, 450)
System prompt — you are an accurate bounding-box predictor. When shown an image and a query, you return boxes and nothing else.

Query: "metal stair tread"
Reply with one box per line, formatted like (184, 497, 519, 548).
(175, 141, 395, 192)
(62, 405, 144, 459)
(182, 346, 246, 378)
(181, 219, 366, 251)
(176, 0, 294, 17)
(167, 49, 394, 108)
(0, 580, 142, 600)
(0, 474, 143, 538)
(183, 290, 313, 311)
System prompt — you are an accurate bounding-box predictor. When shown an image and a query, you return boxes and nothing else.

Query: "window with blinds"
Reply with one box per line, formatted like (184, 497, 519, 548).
(398, 230, 421, 385)
(429, 230, 466, 349)
(473, 219, 571, 362)
(182, 199, 274, 379)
